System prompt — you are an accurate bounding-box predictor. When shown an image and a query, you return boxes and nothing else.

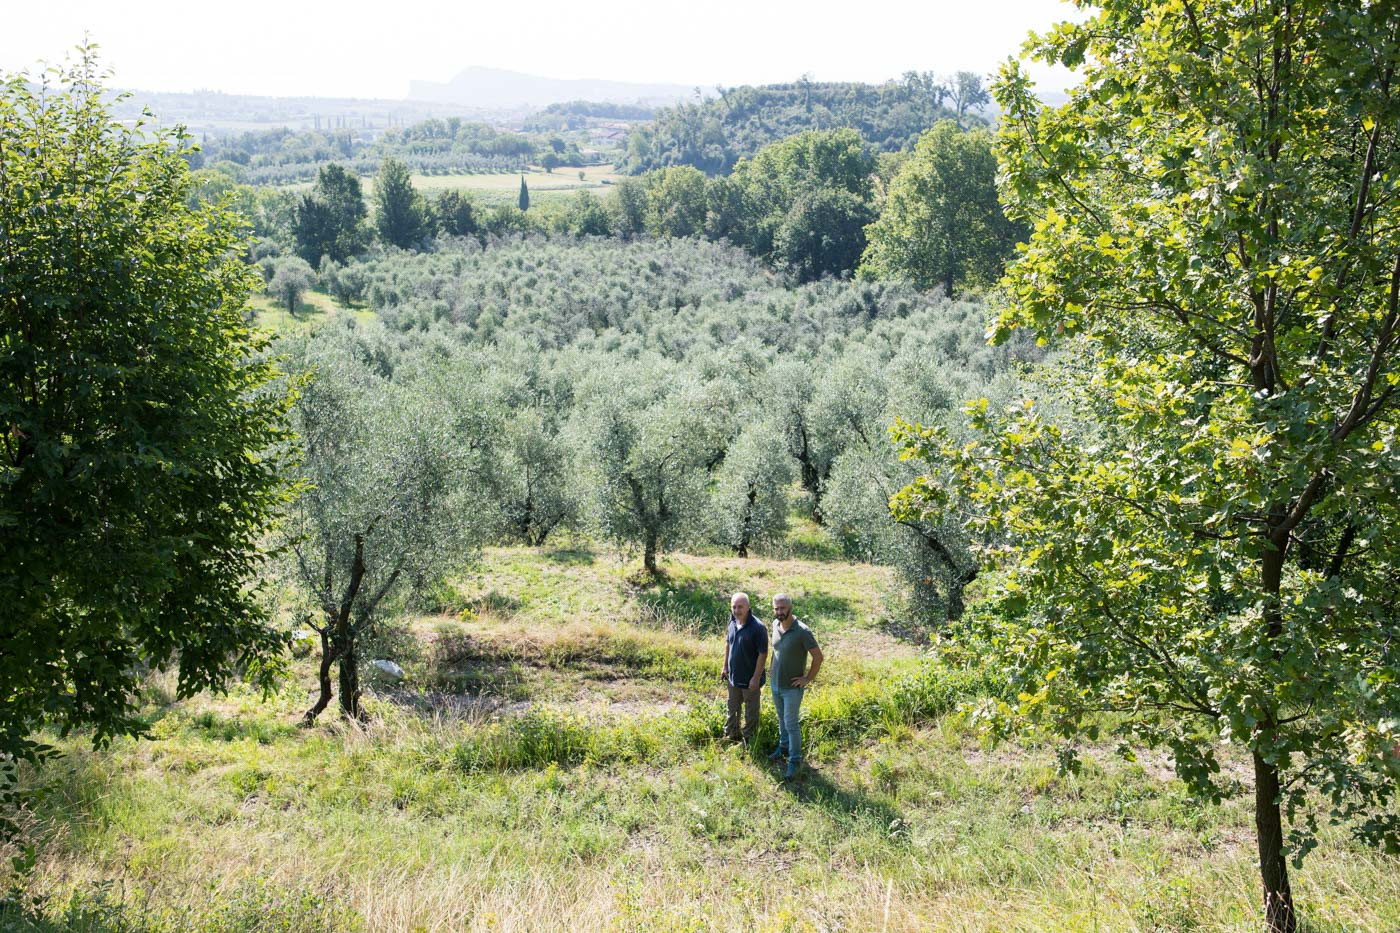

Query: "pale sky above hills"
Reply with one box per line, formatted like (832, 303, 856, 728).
(4, 0, 1084, 100)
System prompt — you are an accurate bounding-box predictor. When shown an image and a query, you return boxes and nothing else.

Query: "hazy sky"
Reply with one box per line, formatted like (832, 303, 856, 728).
(4, 0, 1085, 99)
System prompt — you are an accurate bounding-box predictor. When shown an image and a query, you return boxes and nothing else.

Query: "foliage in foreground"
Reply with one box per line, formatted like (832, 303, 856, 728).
(0, 51, 291, 816)
(896, 2, 1400, 930)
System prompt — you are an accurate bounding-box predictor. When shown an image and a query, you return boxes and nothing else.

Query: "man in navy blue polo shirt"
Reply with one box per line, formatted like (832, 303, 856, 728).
(721, 592, 767, 744)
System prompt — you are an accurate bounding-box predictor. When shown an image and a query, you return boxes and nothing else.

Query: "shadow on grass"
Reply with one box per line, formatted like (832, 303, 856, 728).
(788, 592, 857, 625)
(419, 630, 531, 698)
(635, 578, 734, 636)
(780, 533, 846, 563)
(541, 545, 596, 566)
(779, 767, 905, 838)
(877, 613, 935, 646)
(263, 297, 323, 324)
(474, 589, 523, 616)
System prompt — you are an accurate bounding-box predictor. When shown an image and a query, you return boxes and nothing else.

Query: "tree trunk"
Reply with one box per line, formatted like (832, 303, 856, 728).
(1255, 536, 1296, 931)
(303, 533, 367, 725)
(945, 577, 965, 622)
(736, 482, 757, 558)
(643, 531, 658, 575)
(1254, 750, 1296, 933)
(302, 627, 336, 725)
(518, 490, 534, 543)
(793, 423, 825, 523)
(338, 625, 363, 721)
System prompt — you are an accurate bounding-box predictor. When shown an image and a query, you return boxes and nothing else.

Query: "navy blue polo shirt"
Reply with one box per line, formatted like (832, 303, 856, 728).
(725, 614, 768, 688)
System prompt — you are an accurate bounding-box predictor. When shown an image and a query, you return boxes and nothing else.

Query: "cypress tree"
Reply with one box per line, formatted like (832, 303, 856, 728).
(518, 176, 530, 212)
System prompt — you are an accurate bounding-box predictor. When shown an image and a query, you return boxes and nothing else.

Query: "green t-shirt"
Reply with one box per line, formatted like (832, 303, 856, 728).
(769, 618, 818, 689)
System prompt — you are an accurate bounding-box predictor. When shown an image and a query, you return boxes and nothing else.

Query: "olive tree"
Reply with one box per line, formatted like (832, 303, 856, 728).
(569, 362, 723, 574)
(767, 359, 837, 516)
(477, 349, 578, 546)
(709, 419, 793, 557)
(266, 256, 315, 312)
(283, 325, 488, 722)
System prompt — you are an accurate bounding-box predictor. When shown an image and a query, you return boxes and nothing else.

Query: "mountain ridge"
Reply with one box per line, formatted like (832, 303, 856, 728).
(409, 66, 711, 109)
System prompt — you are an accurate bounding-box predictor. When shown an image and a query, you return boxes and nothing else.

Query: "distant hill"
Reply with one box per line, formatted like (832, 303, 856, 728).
(409, 67, 708, 110)
(619, 75, 972, 175)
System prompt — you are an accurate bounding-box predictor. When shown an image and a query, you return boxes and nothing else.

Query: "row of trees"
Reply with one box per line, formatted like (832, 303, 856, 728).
(281, 236, 1031, 639)
(289, 159, 487, 264)
(275, 123, 1021, 293)
(189, 117, 585, 186)
(14, 11, 1398, 931)
(605, 122, 1020, 288)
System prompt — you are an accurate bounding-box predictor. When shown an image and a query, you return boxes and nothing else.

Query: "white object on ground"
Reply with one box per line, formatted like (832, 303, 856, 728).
(370, 659, 405, 682)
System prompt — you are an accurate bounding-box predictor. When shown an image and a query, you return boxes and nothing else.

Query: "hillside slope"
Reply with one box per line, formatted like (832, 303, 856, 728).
(3, 544, 1396, 931)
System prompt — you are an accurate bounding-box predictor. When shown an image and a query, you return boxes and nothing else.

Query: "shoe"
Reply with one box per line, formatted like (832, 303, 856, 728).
(767, 747, 787, 761)
(783, 760, 801, 781)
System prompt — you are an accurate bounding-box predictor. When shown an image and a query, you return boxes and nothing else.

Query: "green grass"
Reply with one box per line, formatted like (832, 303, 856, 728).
(277, 167, 623, 206)
(248, 290, 375, 334)
(4, 541, 1398, 931)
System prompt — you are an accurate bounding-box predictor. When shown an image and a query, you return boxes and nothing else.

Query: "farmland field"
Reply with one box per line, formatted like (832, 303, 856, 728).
(278, 166, 622, 205)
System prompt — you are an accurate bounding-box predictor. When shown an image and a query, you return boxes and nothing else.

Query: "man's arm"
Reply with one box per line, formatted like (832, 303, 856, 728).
(792, 646, 823, 688)
(721, 630, 730, 682)
(749, 650, 767, 690)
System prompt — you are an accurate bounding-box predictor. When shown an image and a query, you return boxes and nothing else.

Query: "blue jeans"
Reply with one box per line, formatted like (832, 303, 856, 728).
(771, 686, 805, 763)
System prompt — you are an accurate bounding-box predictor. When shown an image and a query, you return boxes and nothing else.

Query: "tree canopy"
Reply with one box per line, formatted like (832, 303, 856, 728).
(621, 75, 968, 175)
(731, 129, 876, 281)
(859, 121, 1022, 296)
(293, 163, 369, 265)
(373, 158, 428, 249)
(894, 3, 1400, 930)
(0, 53, 291, 804)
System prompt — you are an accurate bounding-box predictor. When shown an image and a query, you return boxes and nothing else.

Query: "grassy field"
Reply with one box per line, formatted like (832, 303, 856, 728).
(279, 166, 623, 207)
(420, 167, 621, 208)
(3, 542, 1398, 931)
(248, 290, 374, 334)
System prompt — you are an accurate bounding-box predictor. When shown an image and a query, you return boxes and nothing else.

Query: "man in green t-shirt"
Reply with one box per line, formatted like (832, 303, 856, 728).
(767, 593, 823, 781)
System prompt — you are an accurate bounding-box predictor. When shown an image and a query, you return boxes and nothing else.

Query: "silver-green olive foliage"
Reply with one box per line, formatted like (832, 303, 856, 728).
(894, 3, 1400, 930)
(0, 55, 292, 795)
(266, 256, 316, 313)
(281, 323, 488, 721)
(709, 419, 794, 558)
(569, 362, 723, 573)
(476, 346, 579, 546)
